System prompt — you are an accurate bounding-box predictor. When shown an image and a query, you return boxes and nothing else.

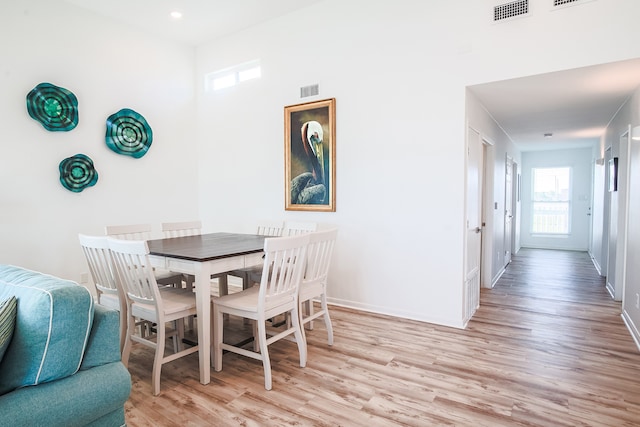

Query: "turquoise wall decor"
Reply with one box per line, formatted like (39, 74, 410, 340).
(105, 108, 152, 158)
(59, 154, 98, 192)
(26, 83, 79, 131)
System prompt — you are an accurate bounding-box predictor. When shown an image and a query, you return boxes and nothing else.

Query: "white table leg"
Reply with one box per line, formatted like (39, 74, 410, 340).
(195, 263, 211, 385)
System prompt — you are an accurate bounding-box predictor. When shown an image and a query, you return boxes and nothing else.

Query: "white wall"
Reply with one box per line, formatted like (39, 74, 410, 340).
(3, 0, 640, 328)
(603, 96, 635, 302)
(623, 88, 640, 342)
(590, 149, 606, 275)
(195, 0, 640, 327)
(0, 0, 199, 286)
(520, 148, 594, 250)
(195, 1, 469, 326)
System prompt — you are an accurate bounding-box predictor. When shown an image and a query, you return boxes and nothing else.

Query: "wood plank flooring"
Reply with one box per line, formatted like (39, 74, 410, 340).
(124, 249, 640, 426)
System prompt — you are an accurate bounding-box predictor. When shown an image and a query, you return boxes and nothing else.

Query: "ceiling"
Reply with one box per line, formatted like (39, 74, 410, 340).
(63, 0, 640, 153)
(63, 0, 325, 46)
(470, 58, 640, 151)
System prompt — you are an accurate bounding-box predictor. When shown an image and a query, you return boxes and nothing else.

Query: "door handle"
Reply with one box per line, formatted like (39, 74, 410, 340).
(475, 227, 482, 233)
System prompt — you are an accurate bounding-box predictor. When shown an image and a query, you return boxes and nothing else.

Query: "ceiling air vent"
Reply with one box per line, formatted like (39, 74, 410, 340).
(300, 84, 319, 98)
(553, 0, 595, 8)
(494, 0, 529, 22)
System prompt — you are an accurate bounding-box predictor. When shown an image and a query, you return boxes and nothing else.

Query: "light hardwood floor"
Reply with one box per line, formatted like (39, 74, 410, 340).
(124, 249, 640, 426)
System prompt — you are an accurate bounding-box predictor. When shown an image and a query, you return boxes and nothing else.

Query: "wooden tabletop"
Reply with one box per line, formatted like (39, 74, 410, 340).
(147, 232, 266, 262)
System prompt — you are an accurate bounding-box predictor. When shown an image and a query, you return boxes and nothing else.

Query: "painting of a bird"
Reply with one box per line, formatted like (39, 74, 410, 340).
(285, 98, 335, 212)
(291, 120, 327, 204)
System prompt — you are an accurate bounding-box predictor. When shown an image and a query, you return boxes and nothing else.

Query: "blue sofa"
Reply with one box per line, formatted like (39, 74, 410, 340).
(0, 265, 131, 427)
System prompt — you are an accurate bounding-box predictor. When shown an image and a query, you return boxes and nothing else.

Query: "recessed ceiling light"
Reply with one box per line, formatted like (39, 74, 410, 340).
(170, 11, 183, 19)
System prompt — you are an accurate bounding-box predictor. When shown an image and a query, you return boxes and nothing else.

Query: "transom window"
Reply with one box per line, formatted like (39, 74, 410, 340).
(205, 60, 261, 92)
(531, 167, 571, 234)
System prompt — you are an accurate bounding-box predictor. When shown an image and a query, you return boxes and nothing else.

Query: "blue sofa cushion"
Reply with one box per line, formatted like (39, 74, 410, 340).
(0, 296, 17, 363)
(0, 265, 94, 395)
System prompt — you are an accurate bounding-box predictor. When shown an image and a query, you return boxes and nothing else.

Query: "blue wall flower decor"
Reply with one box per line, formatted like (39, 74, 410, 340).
(59, 154, 98, 192)
(105, 108, 152, 158)
(26, 83, 79, 131)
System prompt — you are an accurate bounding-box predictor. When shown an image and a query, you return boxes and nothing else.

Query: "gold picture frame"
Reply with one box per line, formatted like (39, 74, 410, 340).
(284, 98, 336, 212)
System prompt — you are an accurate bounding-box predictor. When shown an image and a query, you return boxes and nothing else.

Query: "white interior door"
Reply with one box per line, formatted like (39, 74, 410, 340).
(465, 127, 484, 323)
(606, 146, 618, 299)
(504, 156, 514, 265)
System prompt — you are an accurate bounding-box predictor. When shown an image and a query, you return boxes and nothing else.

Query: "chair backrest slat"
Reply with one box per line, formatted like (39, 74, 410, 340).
(283, 221, 317, 236)
(304, 229, 338, 288)
(105, 223, 153, 240)
(256, 220, 284, 237)
(162, 220, 202, 238)
(259, 234, 310, 306)
(108, 238, 162, 311)
(79, 234, 120, 297)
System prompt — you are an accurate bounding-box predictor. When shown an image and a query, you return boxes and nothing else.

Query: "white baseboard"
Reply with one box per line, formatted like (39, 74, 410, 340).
(326, 297, 466, 329)
(606, 282, 615, 299)
(589, 252, 603, 276)
(621, 309, 640, 352)
(490, 266, 506, 288)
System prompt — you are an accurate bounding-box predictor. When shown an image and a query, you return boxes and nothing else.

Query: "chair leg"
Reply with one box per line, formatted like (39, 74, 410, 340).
(213, 304, 224, 372)
(291, 306, 307, 368)
(121, 311, 135, 368)
(185, 274, 195, 330)
(171, 321, 179, 353)
(252, 320, 259, 352)
(176, 318, 185, 352)
(218, 276, 229, 296)
(118, 308, 127, 356)
(152, 322, 166, 396)
(256, 318, 272, 390)
(241, 271, 250, 290)
(321, 294, 334, 346)
(304, 299, 314, 330)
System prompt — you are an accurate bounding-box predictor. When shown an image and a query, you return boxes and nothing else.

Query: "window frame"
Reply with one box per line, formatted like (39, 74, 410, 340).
(530, 166, 572, 235)
(205, 59, 261, 92)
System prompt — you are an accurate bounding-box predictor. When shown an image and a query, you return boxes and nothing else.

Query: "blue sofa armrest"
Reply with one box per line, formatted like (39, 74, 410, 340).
(0, 265, 94, 394)
(0, 362, 131, 427)
(81, 304, 122, 370)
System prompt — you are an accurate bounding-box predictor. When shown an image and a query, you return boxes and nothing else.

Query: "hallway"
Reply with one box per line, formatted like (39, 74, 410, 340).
(471, 248, 640, 425)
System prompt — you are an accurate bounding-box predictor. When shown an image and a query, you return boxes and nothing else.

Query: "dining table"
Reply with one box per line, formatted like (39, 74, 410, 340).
(147, 232, 266, 385)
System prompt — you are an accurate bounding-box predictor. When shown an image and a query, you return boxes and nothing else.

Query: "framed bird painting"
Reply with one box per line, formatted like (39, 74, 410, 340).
(284, 98, 336, 212)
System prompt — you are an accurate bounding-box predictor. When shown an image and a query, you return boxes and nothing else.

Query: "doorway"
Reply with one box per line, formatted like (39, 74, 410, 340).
(504, 156, 514, 266)
(464, 126, 485, 324)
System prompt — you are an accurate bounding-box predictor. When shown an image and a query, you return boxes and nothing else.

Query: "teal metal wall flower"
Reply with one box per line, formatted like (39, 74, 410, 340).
(26, 83, 79, 131)
(59, 154, 98, 192)
(105, 108, 152, 158)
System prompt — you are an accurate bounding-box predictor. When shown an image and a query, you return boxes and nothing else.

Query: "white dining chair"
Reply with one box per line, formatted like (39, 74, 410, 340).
(283, 221, 317, 236)
(212, 233, 310, 390)
(105, 223, 184, 288)
(226, 220, 284, 291)
(161, 220, 202, 238)
(245, 221, 317, 288)
(298, 229, 337, 345)
(79, 234, 127, 354)
(161, 220, 235, 298)
(160, 220, 202, 289)
(105, 223, 153, 240)
(108, 237, 199, 396)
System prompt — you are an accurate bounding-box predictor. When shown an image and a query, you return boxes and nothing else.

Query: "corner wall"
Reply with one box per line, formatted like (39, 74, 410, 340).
(0, 1, 199, 284)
